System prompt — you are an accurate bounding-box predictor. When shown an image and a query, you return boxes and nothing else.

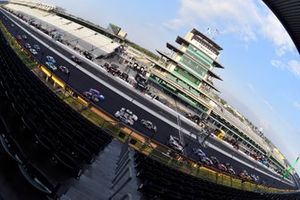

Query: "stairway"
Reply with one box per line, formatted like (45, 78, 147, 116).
(61, 139, 122, 200)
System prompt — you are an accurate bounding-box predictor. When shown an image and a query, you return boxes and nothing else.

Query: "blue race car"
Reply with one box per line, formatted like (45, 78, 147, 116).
(83, 88, 105, 102)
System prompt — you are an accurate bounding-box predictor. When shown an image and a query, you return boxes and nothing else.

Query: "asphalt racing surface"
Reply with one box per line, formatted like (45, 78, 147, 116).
(0, 9, 295, 190)
(0, 8, 283, 179)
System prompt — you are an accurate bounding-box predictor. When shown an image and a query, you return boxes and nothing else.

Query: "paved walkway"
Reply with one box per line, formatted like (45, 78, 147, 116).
(61, 139, 122, 200)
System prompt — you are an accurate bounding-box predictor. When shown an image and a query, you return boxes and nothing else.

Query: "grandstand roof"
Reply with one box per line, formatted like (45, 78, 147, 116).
(4, 3, 120, 57)
(263, 0, 300, 54)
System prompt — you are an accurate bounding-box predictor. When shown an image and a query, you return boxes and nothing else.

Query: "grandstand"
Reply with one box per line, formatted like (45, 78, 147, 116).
(133, 151, 300, 200)
(4, 2, 120, 58)
(0, 16, 297, 200)
(0, 27, 112, 197)
(0, 0, 300, 200)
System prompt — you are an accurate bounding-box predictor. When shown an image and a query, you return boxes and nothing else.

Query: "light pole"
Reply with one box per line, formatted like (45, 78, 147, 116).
(174, 97, 187, 155)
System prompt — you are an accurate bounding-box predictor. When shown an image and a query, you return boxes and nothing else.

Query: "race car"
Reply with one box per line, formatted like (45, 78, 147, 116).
(45, 62, 57, 71)
(210, 156, 220, 166)
(16, 35, 22, 40)
(25, 43, 31, 49)
(239, 170, 252, 181)
(250, 174, 260, 183)
(192, 148, 206, 159)
(46, 55, 56, 64)
(114, 108, 138, 125)
(33, 44, 40, 51)
(217, 163, 228, 172)
(227, 167, 236, 175)
(168, 135, 183, 153)
(201, 156, 213, 166)
(22, 34, 27, 40)
(225, 163, 236, 175)
(59, 66, 70, 74)
(29, 48, 38, 55)
(83, 88, 105, 103)
(141, 119, 157, 132)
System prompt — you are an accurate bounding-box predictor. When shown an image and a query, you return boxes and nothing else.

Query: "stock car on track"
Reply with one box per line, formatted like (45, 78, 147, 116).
(22, 34, 27, 40)
(83, 88, 105, 103)
(29, 48, 38, 55)
(217, 163, 228, 172)
(114, 108, 138, 126)
(210, 156, 220, 166)
(59, 66, 70, 74)
(239, 170, 252, 181)
(33, 44, 40, 51)
(16, 35, 22, 40)
(250, 174, 260, 183)
(46, 55, 56, 64)
(25, 43, 31, 49)
(168, 135, 184, 153)
(225, 163, 236, 175)
(141, 119, 157, 132)
(192, 148, 206, 159)
(45, 62, 57, 71)
(201, 156, 213, 166)
(227, 167, 236, 175)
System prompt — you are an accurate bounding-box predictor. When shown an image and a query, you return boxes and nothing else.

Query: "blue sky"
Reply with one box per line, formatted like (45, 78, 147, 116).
(41, 0, 300, 167)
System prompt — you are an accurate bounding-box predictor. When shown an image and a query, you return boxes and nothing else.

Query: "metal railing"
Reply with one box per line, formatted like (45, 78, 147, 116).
(0, 19, 297, 195)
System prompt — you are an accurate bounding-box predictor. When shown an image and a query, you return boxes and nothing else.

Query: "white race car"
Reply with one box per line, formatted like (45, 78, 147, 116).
(45, 61, 57, 71)
(115, 108, 138, 125)
(141, 119, 157, 132)
(29, 48, 38, 55)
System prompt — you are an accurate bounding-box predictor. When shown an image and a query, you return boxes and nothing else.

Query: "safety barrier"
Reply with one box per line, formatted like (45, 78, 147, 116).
(0, 19, 297, 195)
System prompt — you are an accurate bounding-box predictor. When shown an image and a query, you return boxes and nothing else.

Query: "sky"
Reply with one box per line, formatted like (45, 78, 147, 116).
(39, 0, 300, 167)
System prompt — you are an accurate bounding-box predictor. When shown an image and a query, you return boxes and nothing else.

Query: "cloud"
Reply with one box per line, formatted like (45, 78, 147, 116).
(165, 0, 259, 41)
(165, 0, 295, 55)
(294, 101, 300, 111)
(271, 59, 300, 78)
(262, 99, 274, 111)
(288, 60, 300, 77)
(259, 11, 295, 56)
(271, 59, 284, 69)
(247, 83, 256, 94)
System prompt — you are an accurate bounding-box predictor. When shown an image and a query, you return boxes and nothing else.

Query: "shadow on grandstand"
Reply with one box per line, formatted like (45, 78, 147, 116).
(0, 16, 300, 200)
(0, 29, 112, 199)
(134, 152, 300, 200)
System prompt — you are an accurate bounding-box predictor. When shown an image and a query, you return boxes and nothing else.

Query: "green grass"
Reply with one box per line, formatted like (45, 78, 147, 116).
(63, 96, 85, 111)
(54, 91, 122, 136)
(0, 23, 121, 135)
(0, 21, 286, 194)
(0, 22, 38, 70)
(58, 93, 121, 134)
(81, 109, 105, 125)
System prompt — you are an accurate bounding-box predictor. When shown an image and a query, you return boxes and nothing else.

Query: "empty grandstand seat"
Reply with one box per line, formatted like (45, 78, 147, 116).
(133, 151, 299, 200)
(0, 132, 28, 164)
(0, 28, 112, 195)
(18, 163, 56, 195)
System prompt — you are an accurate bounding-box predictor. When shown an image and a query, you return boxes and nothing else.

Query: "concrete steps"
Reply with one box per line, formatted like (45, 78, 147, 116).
(62, 139, 122, 200)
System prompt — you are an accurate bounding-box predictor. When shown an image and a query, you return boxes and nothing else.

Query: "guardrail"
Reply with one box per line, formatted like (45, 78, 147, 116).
(0, 18, 297, 195)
